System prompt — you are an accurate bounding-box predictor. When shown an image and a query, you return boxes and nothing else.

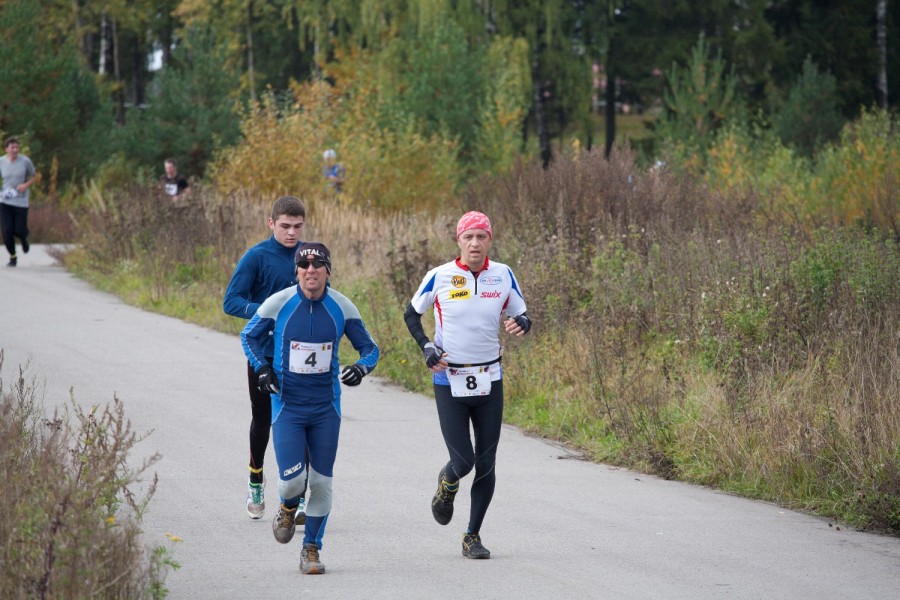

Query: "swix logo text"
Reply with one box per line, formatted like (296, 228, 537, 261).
(480, 291, 501, 299)
(283, 462, 304, 477)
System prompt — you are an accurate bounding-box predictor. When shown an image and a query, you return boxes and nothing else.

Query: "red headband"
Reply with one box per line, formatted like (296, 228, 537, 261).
(456, 211, 492, 239)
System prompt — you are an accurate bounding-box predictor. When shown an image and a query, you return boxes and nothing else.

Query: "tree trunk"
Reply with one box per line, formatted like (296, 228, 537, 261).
(160, 20, 173, 68)
(247, 0, 256, 101)
(876, 0, 888, 108)
(605, 0, 616, 158)
(113, 19, 125, 125)
(313, 26, 322, 80)
(133, 36, 145, 109)
(605, 71, 616, 158)
(99, 13, 109, 75)
(534, 78, 552, 168)
(72, 0, 86, 58)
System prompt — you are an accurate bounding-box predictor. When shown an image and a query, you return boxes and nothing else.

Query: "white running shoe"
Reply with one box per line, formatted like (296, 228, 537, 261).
(247, 477, 265, 519)
(295, 496, 307, 526)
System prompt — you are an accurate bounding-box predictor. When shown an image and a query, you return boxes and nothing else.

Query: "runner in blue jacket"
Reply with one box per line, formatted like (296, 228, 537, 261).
(224, 196, 307, 520)
(241, 241, 379, 575)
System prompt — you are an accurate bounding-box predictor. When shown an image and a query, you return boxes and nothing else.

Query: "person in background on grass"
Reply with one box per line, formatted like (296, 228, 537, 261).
(241, 241, 380, 575)
(0, 137, 37, 267)
(159, 158, 190, 202)
(322, 149, 345, 193)
(224, 196, 309, 522)
(404, 210, 532, 560)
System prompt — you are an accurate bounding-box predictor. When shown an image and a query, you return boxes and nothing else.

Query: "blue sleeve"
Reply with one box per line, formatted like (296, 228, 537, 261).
(224, 251, 260, 318)
(241, 313, 273, 372)
(505, 266, 527, 317)
(345, 319, 380, 373)
(329, 290, 380, 373)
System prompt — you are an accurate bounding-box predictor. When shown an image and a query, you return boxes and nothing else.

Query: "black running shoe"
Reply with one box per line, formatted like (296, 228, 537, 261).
(431, 467, 458, 525)
(6, 255, 16, 267)
(21, 238, 29, 254)
(462, 532, 491, 559)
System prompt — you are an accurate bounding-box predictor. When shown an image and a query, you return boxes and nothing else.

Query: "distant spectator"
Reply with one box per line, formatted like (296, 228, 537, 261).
(0, 136, 37, 267)
(322, 149, 346, 193)
(160, 158, 190, 202)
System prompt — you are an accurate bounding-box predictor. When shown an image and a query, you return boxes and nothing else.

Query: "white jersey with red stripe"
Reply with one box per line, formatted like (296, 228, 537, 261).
(410, 257, 527, 385)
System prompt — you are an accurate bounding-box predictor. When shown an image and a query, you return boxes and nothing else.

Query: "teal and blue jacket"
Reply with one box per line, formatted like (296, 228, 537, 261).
(241, 285, 379, 416)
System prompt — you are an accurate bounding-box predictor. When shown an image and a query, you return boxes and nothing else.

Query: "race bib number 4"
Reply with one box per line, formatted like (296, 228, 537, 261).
(289, 341, 333, 374)
(447, 365, 492, 397)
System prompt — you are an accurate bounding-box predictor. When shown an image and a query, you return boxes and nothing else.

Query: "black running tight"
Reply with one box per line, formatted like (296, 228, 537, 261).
(246, 361, 272, 477)
(0, 203, 28, 255)
(433, 380, 504, 534)
(247, 361, 308, 495)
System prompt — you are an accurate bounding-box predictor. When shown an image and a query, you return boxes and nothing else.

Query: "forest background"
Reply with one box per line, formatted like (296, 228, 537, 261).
(1, 1, 900, 593)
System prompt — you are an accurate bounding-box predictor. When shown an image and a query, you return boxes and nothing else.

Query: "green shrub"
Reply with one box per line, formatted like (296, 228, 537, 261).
(770, 56, 845, 157)
(656, 34, 740, 163)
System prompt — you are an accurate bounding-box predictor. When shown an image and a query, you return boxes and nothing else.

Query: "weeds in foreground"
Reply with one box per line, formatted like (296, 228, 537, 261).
(0, 351, 177, 598)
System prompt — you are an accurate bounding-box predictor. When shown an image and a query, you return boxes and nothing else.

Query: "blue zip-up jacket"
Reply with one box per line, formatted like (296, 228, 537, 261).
(224, 236, 298, 356)
(241, 285, 380, 416)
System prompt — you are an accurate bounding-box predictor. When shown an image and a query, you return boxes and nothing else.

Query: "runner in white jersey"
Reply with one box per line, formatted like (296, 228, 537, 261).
(404, 211, 532, 560)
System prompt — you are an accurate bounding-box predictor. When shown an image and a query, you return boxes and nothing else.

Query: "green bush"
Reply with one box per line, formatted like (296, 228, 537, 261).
(770, 56, 845, 156)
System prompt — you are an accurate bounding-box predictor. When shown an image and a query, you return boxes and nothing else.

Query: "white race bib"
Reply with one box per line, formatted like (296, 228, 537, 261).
(165, 183, 179, 196)
(289, 341, 333, 374)
(447, 365, 492, 397)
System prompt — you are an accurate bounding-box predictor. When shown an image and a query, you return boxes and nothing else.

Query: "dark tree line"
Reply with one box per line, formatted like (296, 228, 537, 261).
(0, 0, 897, 183)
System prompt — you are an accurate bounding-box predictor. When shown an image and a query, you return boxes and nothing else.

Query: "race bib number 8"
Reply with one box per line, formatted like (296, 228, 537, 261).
(447, 365, 491, 397)
(289, 341, 333, 374)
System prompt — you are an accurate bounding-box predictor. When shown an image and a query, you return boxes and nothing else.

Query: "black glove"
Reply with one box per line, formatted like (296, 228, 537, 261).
(422, 342, 446, 368)
(340, 364, 368, 386)
(257, 365, 280, 395)
(512, 313, 532, 334)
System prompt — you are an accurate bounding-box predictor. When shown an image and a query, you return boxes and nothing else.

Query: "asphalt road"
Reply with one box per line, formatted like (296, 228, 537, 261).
(2, 245, 899, 600)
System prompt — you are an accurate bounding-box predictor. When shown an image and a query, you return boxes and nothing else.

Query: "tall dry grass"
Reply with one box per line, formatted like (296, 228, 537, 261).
(65, 144, 900, 532)
(461, 148, 900, 531)
(0, 352, 176, 598)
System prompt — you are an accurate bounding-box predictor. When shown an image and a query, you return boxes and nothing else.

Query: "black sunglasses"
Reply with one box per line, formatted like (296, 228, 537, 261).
(297, 259, 327, 270)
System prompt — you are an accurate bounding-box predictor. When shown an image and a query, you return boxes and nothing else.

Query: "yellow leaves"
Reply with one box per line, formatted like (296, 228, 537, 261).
(174, 0, 223, 25)
(701, 108, 899, 232)
(209, 75, 461, 213)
